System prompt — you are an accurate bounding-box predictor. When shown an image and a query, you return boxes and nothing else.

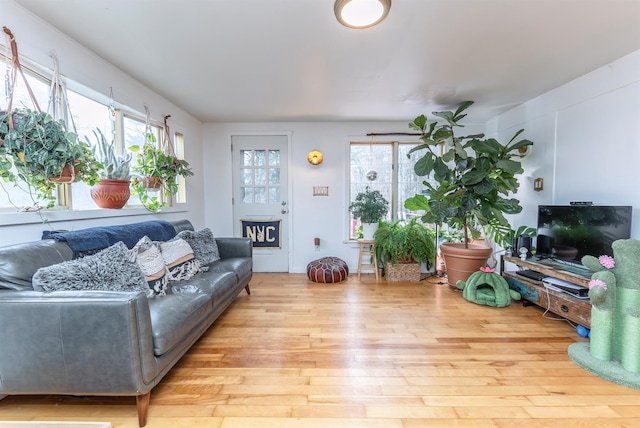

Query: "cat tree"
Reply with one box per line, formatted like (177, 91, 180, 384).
(568, 239, 640, 389)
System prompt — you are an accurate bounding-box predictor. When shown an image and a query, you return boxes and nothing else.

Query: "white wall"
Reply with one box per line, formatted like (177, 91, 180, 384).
(0, 1, 205, 245)
(487, 49, 640, 240)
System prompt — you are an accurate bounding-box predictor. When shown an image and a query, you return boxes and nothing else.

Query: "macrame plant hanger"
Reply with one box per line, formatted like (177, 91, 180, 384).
(162, 114, 176, 206)
(2, 27, 41, 129)
(47, 51, 80, 181)
(1, 27, 44, 211)
(162, 114, 176, 158)
(47, 51, 77, 132)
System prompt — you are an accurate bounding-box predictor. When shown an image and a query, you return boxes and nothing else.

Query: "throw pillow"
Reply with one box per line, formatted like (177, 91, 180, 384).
(176, 228, 221, 265)
(130, 236, 168, 296)
(159, 238, 201, 281)
(32, 242, 150, 295)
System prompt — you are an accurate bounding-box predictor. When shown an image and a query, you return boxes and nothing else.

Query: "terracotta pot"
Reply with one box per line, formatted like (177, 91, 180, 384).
(49, 163, 76, 183)
(142, 176, 162, 190)
(90, 178, 131, 209)
(440, 242, 492, 288)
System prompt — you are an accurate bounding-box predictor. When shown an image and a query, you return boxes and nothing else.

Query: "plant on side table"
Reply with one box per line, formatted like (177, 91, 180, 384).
(88, 128, 132, 209)
(0, 108, 99, 209)
(404, 101, 533, 287)
(373, 218, 436, 282)
(348, 186, 389, 240)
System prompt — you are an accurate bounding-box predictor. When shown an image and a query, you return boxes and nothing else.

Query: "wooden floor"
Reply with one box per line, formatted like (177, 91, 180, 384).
(1, 273, 639, 427)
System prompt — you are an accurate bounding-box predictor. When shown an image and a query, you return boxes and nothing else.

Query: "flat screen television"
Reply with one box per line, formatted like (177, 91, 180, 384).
(536, 205, 632, 263)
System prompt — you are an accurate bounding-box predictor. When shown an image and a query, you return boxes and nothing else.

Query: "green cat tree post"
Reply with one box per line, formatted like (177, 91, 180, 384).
(568, 239, 640, 389)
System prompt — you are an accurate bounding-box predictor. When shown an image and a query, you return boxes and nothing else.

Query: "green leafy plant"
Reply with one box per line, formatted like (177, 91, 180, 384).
(438, 224, 465, 244)
(87, 128, 131, 180)
(130, 142, 193, 213)
(404, 101, 533, 248)
(0, 108, 100, 209)
(348, 186, 389, 223)
(373, 218, 436, 269)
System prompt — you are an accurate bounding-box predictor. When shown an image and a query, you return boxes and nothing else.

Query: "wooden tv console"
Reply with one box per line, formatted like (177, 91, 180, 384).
(500, 255, 592, 328)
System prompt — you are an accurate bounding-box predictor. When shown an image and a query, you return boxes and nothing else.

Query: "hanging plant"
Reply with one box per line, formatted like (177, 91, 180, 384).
(130, 113, 193, 213)
(0, 28, 100, 209)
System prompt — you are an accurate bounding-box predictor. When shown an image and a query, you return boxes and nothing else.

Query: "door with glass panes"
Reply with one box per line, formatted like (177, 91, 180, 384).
(232, 134, 289, 272)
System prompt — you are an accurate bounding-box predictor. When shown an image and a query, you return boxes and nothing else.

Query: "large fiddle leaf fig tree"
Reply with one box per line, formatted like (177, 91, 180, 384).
(404, 101, 533, 249)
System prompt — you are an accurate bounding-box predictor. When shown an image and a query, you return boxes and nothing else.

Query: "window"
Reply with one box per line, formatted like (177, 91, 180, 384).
(173, 132, 188, 204)
(239, 149, 281, 204)
(66, 89, 113, 210)
(349, 141, 424, 239)
(1, 45, 191, 214)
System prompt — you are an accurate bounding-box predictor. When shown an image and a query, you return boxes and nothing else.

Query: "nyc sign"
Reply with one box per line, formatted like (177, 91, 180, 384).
(241, 219, 281, 248)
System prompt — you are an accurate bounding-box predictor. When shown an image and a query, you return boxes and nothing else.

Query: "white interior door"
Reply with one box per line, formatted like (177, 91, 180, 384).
(232, 134, 289, 272)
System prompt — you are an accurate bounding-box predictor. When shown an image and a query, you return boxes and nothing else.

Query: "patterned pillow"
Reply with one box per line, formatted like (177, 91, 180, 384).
(32, 242, 149, 295)
(176, 228, 220, 265)
(159, 238, 201, 281)
(130, 236, 168, 296)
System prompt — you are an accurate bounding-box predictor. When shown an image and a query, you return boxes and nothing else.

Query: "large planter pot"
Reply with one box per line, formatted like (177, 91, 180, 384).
(440, 242, 492, 288)
(361, 222, 379, 240)
(90, 178, 131, 209)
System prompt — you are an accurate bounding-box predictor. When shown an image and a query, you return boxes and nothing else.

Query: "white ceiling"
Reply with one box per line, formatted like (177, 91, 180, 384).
(14, 0, 640, 123)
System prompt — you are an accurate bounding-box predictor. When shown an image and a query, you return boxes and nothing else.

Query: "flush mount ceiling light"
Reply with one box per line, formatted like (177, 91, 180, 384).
(334, 0, 391, 29)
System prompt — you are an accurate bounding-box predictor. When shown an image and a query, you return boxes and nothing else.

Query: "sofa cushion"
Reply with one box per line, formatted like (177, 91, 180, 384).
(0, 240, 73, 290)
(172, 270, 237, 301)
(31, 242, 150, 295)
(207, 257, 252, 283)
(131, 236, 169, 296)
(159, 238, 201, 281)
(176, 228, 221, 265)
(148, 293, 211, 356)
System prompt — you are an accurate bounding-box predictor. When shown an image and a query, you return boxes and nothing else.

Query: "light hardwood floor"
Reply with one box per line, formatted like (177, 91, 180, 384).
(1, 273, 639, 427)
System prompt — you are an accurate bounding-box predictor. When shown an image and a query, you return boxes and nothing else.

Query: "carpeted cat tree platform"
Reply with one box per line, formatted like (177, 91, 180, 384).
(568, 239, 640, 390)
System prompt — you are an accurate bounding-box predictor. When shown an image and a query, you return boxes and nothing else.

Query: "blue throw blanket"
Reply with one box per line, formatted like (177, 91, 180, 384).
(43, 220, 177, 253)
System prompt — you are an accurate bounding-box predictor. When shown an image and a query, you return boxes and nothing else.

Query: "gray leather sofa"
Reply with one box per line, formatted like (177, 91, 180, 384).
(0, 219, 252, 426)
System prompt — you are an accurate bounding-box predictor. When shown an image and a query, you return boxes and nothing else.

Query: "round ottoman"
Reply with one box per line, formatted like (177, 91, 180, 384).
(307, 257, 349, 283)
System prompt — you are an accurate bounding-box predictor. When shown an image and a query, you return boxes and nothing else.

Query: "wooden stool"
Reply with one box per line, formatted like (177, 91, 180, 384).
(357, 240, 379, 280)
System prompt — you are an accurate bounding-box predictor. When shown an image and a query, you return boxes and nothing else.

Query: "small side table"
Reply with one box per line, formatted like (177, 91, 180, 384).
(357, 240, 379, 280)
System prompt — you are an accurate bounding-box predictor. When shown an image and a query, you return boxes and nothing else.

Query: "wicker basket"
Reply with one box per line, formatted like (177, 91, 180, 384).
(385, 262, 421, 282)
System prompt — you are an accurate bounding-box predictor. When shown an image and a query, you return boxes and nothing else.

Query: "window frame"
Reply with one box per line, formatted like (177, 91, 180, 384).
(347, 139, 424, 240)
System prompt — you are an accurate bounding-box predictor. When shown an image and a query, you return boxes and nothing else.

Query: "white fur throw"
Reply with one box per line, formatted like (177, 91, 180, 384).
(176, 228, 220, 265)
(32, 242, 150, 295)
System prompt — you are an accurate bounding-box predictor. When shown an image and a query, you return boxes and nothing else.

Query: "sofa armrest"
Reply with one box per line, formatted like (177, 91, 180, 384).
(216, 237, 252, 259)
(0, 290, 158, 395)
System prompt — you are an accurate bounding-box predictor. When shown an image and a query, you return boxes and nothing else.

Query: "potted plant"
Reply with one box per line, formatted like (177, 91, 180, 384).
(130, 138, 193, 213)
(87, 128, 132, 209)
(348, 186, 389, 240)
(404, 101, 533, 286)
(0, 108, 99, 209)
(373, 218, 436, 281)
